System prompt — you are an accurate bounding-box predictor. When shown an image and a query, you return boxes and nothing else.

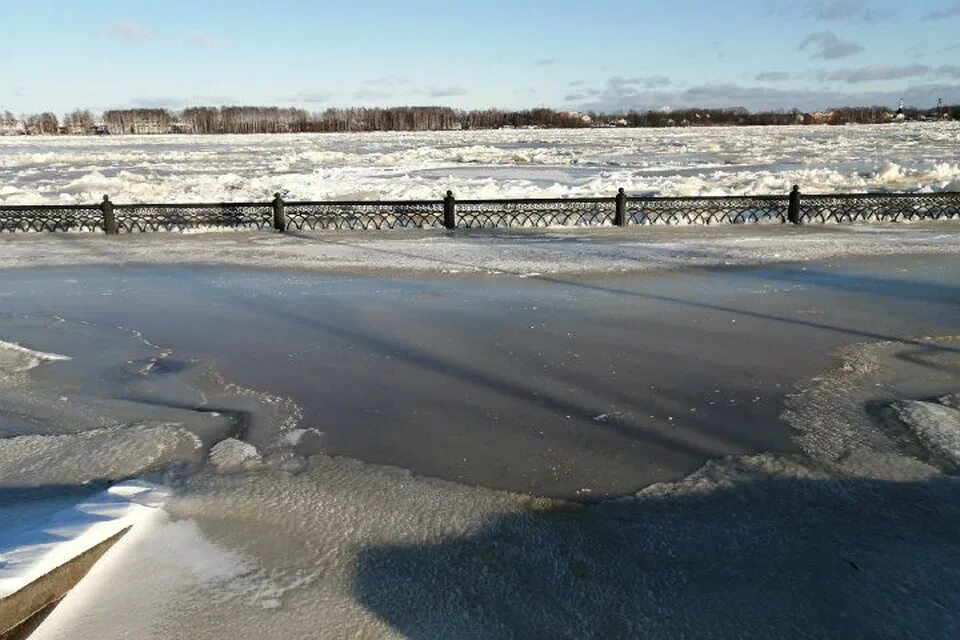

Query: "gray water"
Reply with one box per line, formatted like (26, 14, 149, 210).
(1, 254, 957, 499)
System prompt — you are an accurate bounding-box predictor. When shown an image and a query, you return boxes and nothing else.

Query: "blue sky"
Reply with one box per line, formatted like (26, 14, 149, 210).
(2, 0, 958, 114)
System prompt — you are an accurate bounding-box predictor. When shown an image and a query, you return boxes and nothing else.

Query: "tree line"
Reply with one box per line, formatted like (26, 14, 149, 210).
(3, 104, 957, 135)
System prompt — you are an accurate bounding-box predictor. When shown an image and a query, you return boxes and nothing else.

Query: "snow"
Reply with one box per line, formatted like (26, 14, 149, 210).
(1, 123, 958, 205)
(0, 481, 167, 599)
(0, 223, 958, 275)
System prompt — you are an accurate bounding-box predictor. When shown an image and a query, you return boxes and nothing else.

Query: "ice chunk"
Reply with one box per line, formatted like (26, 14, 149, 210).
(894, 400, 960, 467)
(0, 425, 203, 487)
(209, 438, 262, 472)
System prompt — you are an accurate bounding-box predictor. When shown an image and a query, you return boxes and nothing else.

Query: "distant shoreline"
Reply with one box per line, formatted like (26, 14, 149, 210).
(3, 104, 955, 136)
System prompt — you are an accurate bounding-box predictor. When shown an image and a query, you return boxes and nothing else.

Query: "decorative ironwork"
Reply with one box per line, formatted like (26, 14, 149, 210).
(284, 201, 443, 230)
(114, 203, 272, 232)
(0, 190, 958, 233)
(456, 198, 615, 228)
(626, 196, 789, 225)
(800, 193, 960, 223)
(0, 205, 104, 233)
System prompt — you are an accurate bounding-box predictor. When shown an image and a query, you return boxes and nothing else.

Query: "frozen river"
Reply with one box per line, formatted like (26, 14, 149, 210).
(1, 122, 958, 204)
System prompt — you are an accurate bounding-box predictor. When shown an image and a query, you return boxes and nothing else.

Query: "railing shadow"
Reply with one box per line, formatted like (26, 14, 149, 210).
(353, 472, 960, 639)
(284, 232, 960, 361)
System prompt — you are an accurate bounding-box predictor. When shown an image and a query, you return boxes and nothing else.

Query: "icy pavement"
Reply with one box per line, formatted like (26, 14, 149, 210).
(29, 338, 960, 639)
(0, 229, 957, 636)
(1, 223, 959, 275)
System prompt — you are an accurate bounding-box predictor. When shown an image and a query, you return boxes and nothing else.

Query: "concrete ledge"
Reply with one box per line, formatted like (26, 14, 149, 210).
(0, 525, 129, 639)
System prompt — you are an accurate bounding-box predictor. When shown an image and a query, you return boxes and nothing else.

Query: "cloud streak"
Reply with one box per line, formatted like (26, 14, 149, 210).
(186, 32, 224, 48)
(926, 4, 960, 19)
(755, 71, 794, 82)
(821, 64, 930, 83)
(566, 77, 960, 112)
(418, 86, 467, 97)
(800, 30, 864, 59)
(287, 92, 332, 103)
(805, 0, 891, 22)
(109, 21, 152, 42)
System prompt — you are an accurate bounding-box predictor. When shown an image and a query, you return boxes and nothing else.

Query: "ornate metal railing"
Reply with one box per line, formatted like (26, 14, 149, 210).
(799, 192, 960, 223)
(456, 198, 614, 228)
(626, 195, 788, 225)
(1, 188, 958, 234)
(284, 200, 443, 230)
(0, 204, 104, 232)
(114, 202, 273, 232)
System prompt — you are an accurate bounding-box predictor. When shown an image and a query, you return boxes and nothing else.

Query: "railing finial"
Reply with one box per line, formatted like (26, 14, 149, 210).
(788, 185, 802, 225)
(443, 190, 456, 229)
(99, 194, 118, 235)
(614, 187, 628, 226)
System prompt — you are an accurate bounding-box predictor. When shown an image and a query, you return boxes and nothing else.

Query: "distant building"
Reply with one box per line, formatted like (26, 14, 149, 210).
(807, 111, 833, 124)
(168, 121, 194, 134)
(0, 117, 25, 136)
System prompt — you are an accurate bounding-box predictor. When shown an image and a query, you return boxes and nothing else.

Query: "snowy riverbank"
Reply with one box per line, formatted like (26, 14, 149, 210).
(1, 222, 959, 275)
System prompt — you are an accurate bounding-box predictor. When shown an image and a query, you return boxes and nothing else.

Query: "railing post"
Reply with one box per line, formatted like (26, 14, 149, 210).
(100, 194, 118, 234)
(788, 185, 801, 224)
(443, 190, 456, 230)
(272, 192, 286, 232)
(614, 187, 627, 226)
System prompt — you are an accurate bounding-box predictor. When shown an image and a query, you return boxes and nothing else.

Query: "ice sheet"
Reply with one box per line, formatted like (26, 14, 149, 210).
(2, 123, 958, 204)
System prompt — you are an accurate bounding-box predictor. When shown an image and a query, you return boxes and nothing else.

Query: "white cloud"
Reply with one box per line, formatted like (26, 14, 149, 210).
(109, 21, 152, 42)
(287, 92, 332, 103)
(186, 32, 225, 48)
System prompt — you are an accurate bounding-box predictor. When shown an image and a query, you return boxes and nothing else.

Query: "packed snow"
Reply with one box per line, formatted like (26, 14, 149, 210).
(1, 224, 959, 275)
(0, 482, 167, 599)
(1, 123, 958, 205)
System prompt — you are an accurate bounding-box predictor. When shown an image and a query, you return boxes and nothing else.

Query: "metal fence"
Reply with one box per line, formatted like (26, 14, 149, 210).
(1, 188, 958, 233)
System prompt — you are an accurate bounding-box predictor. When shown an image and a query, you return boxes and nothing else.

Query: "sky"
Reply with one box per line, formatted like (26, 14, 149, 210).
(1, 0, 959, 115)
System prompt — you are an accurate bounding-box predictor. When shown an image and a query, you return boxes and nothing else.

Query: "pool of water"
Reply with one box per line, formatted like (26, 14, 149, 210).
(1, 254, 958, 499)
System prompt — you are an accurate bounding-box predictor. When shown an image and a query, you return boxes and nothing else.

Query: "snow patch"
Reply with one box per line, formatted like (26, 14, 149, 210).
(0, 339, 70, 375)
(0, 481, 168, 598)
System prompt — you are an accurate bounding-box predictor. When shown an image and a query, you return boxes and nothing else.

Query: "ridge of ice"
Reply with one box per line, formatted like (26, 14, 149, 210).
(894, 400, 960, 467)
(0, 339, 71, 375)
